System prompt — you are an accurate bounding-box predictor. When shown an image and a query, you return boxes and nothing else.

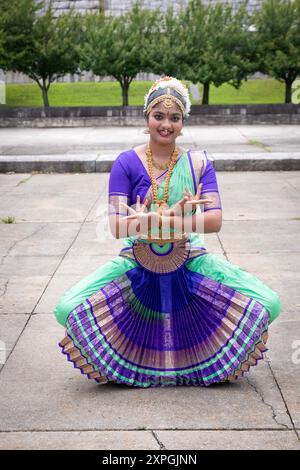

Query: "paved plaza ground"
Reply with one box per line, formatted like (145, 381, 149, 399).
(0, 125, 300, 450)
(0, 124, 299, 450)
(0, 124, 299, 156)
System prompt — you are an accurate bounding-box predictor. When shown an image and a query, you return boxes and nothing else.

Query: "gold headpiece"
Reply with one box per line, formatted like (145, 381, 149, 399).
(145, 93, 186, 116)
(143, 76, 191, 117)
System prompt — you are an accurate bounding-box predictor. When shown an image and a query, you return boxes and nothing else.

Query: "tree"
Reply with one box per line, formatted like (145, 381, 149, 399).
(173, 0, 257, 104)
(148, 6, 187, 79)
(0, 0, 43, 71)
(0, 0, 84, 107)
(80, 2, 159, 106)
(253, 0, 300, 103)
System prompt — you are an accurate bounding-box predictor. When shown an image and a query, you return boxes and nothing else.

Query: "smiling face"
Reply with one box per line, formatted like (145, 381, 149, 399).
(146, 101, 184, 146)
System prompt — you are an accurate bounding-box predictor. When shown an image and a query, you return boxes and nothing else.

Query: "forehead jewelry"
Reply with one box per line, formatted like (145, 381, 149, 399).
(146, 94, 186, 116)
(163, 97, 174, 108)
(144, 77, 191, 117)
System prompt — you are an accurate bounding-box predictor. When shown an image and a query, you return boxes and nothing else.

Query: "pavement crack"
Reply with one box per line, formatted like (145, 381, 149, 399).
(16, 175, 33, 187)
(246, 375, 289, 430)
(216, 233, 229, 260)
(285, 178, 300, 194)
(0, 224, 48, 266)
(151, 430, 166, 450)
(0, 279, 9, 297)
(265, 357, 300, 441)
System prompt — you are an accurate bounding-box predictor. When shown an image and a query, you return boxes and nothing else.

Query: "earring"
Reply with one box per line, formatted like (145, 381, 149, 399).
(143, 128, 150, 134)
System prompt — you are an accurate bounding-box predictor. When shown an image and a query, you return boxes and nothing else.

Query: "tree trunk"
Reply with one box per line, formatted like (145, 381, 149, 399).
(121, 80, 130, 106)
(285, 79, 292, 104)
(42, 83, 50, 107)
(202, 82, 210, 105)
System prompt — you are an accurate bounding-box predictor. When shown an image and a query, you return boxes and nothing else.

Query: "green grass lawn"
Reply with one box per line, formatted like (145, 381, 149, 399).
(0, 78, 286, 108)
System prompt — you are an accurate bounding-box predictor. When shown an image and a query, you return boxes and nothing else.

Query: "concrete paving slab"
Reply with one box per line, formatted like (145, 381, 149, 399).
(219, 220, 300, 253)
(8, 173, 107, 195)
(0, 276, 52, 314)
(0, 314, 291, 432)
(3, 125, 299, 154)
(0, 240, 16, 256)
(54, 255, 121, 277)
(34, 275, 85, 315)
(283, 172, 300, 191)
(0, 256, 60, 277)
(67, 222, 124, 256)
(226, 253, 300, 278)
(267, 320, 300, 429)
(0, 173, 107, 223)
(0, 430, 160, 450)
(0, 314, 29, 370)
(0, 222, 81, 257)
(226, 253, 300, 322)
(155, 430, 300, 450)
(254, 277, 300, 321)
(0, 193, 98, 223)
(233, 125, 300, 152)
(217, 170, 284, 185)
(218, 172, 300, 220)
(201, 233, 224, 253)
(86, 198, 111, 224)
(0, 173, 31, 192)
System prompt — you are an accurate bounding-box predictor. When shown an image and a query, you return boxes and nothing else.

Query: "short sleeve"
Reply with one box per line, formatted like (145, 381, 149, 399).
(200, 151, 222, 212)
(108, 155, 132, 216)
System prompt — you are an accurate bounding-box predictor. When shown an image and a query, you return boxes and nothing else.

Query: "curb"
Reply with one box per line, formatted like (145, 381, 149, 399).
(1, 152, 300, 173)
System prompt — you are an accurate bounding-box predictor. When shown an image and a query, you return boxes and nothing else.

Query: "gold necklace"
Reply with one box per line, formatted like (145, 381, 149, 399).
(150, 155, 171, 170)
(145, 145, 179, 214)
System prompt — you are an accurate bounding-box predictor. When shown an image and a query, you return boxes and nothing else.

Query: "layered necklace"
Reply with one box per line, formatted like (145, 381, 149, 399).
(145, 145, 179, 214)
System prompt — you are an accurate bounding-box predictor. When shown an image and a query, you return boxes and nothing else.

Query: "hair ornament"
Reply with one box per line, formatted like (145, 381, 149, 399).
(143, 76, 191, 117)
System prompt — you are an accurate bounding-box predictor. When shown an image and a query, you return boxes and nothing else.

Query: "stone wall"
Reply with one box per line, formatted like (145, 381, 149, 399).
(41, 0, 262, 17)
(1, 104, 299, 128)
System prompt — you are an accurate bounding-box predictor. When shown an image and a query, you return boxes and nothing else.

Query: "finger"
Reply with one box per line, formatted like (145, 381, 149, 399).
(184, 186, 193, 196)
(136, 195, 141, 211)
(185, 198, 214, 204)
(185, 200, 204, 205)
(120, 214, 137, 220)
(196, 183, 202, 199)
(185, 200, 201, 205)
(178, 196, 189, 207)
(141, 197, 149, 212)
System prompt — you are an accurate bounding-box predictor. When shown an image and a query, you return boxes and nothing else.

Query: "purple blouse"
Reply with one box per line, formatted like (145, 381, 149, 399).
(108, 149, 221, 215)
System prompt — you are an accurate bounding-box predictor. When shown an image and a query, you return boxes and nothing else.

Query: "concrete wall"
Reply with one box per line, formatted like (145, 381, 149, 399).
(40, 0, 262, 17)
(0, 104, 299, 128)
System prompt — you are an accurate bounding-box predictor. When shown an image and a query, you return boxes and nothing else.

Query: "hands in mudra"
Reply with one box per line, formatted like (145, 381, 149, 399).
(119, 184, 213, 241)
(120, 184, 212, 220)
(163, 183, 213, 216)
